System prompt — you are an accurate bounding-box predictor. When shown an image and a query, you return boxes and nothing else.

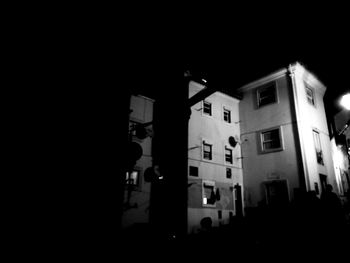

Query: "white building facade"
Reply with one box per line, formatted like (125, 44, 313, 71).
(187, 81, 244, 234)
(238, 62, 338, 210)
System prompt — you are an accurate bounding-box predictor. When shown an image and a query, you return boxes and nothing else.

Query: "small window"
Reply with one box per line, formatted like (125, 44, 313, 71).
(203, 101, 212, 116)
(313, 130, 324, 165)
(189, 166, 198, 177)
(218, 210, 222, 219)
(223, 107, 231, 123)
(226, 167, 232, 179)
(203, 141, 212, 160)
(260, 127, 283, 153)
(305, 84, 315, 106)
(126, 170, 139, 186)
(257, 82, 277, 107)
(225, 146, 233, 164)
(202, 180, 216, 207)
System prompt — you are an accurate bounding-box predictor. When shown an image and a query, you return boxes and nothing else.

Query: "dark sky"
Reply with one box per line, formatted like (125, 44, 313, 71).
(130, 18, 349, 115)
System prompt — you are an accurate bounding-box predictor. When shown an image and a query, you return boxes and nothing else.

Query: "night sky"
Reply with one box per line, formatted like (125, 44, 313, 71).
(131, 19, 349, 115)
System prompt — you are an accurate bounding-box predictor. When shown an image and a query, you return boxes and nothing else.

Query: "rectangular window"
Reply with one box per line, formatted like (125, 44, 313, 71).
(223, 107, 231, 123)
(126, 170, 139, 186)
(305, 84, 315, 105)
(313, 130, 324, 165)
(203, 101, 212, 116)
(260, 127, 283, 153)
(257, 82, 277, 107)
(203, 141, 212, 160)
(225, 146, 233, 164)
(202, 180, 216, 207)
(189, 166, 198, 177)
(226, 167, 232, 179)
(218, 210, 222, 219)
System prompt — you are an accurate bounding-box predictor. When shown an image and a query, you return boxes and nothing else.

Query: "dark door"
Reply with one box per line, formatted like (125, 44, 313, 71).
(234, 184, 243, 218)
(319, 174, 328, 195)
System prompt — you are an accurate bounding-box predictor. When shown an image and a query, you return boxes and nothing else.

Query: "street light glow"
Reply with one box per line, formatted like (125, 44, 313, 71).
(340, 93, 350, 110)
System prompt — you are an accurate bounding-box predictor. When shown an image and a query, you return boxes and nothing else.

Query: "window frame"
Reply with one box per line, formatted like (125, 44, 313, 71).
(259, 126, 284, 154)
(256, 81, 278, 108)
(224, 145, 233, 164)
(312, 129, 324, 165)
(223, 106, 232, 123)
(202, 100, 212, 116)
(226, 167, 232, 179)
(202, 140, 213, 161)
(305, 83, 316, 106)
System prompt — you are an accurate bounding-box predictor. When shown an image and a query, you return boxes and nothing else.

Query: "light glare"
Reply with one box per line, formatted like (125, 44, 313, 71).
(340, 93, 350, 110)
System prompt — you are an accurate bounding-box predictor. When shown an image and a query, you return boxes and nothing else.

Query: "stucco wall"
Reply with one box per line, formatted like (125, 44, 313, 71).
(187, 81, 243, 233)
(292, 65, 336, 195)
(239, 74, 301, 207)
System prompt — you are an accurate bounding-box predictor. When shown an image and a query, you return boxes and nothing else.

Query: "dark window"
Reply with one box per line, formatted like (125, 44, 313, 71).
(203, 142, 212, 160)
(223, 108, 231, 123)
(225, 146, 233, 163)
(203, 101, 212, 116)
(305, 84, 315, 105)
(226, 167, 232, 179)
(218, 210, 222, 219)
(189, 166, 198, 177)
(257, 82, 277, 107)
(261, 128, 282, 152)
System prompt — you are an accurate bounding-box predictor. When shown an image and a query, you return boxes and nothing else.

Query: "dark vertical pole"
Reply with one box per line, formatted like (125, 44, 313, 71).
(153, 73, 189, 241)
(118, 91, 131, 233)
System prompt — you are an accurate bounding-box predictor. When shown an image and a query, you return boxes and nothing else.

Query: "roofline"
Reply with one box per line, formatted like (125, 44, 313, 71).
(237, 61, 327, 93)
(190, 80, 242, 101)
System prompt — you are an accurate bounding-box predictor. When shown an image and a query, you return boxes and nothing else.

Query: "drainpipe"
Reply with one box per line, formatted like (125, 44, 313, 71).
(288, 64, 310, 192)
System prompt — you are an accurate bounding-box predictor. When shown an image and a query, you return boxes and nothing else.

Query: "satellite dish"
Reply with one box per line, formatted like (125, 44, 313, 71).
(135, 126, 148, 139)
(129, 142, 143, 161)
(229, 136, 237, 147)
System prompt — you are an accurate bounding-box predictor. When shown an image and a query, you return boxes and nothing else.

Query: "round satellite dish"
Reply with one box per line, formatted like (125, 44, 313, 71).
(129, 142, 143, 161)
(229, 136, 237, 147)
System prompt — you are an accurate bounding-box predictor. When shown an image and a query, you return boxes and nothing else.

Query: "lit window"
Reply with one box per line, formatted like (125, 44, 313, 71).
(257, 82, 277, 107)
(313, 130, 324, 165)
(203, 141, 212, 160)
(126, 170, 139, 186)
(202, 180, 216, 207)
(260, 127, 283, 153)
(226, 167, 232, 179)
(305, 84, 315, 105)
(223, 107, 231, 123)
(225, 146, 233, 164)
(203, 101, 212, 116)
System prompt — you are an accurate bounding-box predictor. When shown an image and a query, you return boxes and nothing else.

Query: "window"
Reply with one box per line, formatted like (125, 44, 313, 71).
(203, 141, 212, 160)
(313, 130, 324, 165)
(203, 101, 212, 116)
(223, 107, 231, 123)
(189, 166, 198, 177)
(226, 167, 232, 179)
(257, 82, 277, 107)
(225, 146, 233, 164)
(202, 180, 217, 207)
(260, 127, 283, 153)
(305, 84, 315, 105)
(126, 170, 139, 186)
(218, 210, 222, 219)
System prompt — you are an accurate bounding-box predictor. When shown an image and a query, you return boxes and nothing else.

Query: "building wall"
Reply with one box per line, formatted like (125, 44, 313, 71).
(239, 73, 301, 207)
(291, 64, 336, 196)
(121, 95, 154, 228)
(187, 81, 243, 233)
